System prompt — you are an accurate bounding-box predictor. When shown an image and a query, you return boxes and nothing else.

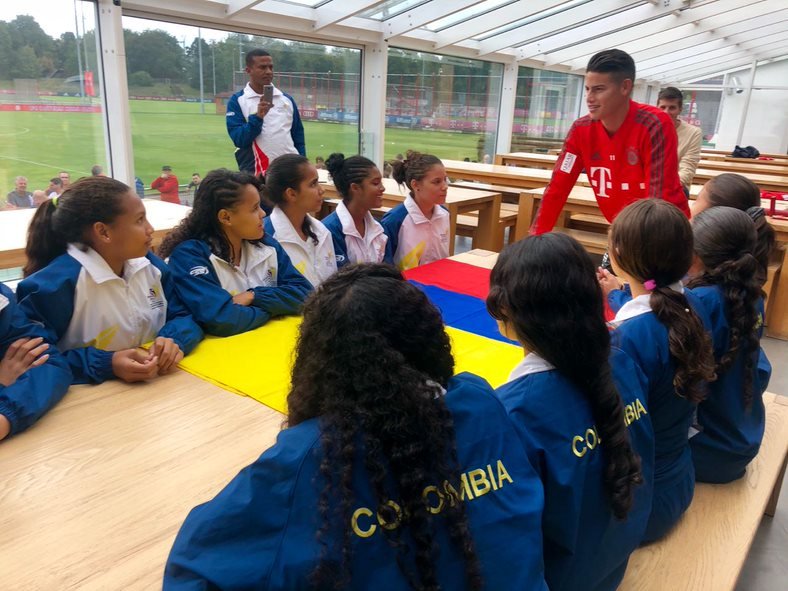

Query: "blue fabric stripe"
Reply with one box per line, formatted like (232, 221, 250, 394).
(410, 281, 518, 345)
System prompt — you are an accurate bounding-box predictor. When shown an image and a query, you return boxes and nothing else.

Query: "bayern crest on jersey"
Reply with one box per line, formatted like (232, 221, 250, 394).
(627, 147, 639, 166)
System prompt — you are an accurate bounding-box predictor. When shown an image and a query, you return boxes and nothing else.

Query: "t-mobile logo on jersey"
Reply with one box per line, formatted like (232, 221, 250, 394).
(589, 167, 613, 198)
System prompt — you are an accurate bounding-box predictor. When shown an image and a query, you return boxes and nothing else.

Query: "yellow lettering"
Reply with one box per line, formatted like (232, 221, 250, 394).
(497, 460, 513, 487)
(459, 473, 474, 501)
(422, 485, 444, 514)
(624, 404, 635, 426)
(586, 427, 599, 449)
(351, 507, 376, 538)
(486, 464, 499, 491)
(443, 480, 460, 506)
(468, 468, 491, 498)
(572, 435, 587, 458)
(377, 500, 402, 530)
(635, 398, 647, 417)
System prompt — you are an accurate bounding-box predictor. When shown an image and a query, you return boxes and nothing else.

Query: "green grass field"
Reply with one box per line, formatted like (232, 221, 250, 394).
(0, 99, 485, 192)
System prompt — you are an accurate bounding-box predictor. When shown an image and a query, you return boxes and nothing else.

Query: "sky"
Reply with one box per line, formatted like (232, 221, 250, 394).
(0, 1, 230, 44)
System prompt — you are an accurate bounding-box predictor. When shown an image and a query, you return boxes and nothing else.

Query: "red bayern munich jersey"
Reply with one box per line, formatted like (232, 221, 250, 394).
(532, 100, 691, 235)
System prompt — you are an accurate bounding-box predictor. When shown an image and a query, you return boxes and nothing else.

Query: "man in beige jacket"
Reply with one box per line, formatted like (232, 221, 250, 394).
(657, 87, 702, 196)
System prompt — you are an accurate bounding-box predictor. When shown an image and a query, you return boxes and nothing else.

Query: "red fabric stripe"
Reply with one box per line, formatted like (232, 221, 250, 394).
(252, 143, 270, 176)
(402, 259, 491, 300)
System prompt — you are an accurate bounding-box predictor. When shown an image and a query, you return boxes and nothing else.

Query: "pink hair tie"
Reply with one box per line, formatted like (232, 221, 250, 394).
(643, 279, 657, 291)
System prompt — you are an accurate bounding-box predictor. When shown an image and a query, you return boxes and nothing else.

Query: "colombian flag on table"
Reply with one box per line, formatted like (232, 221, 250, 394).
(177, 259, 522, 414)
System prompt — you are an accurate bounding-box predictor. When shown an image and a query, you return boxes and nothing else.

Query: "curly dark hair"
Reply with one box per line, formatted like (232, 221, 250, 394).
(287, 264, 481, 590)
(611, 199, 716, 403)
(687, 207, 763, 408)
(701, 173, 775, 285)
(487, 233, 643, 519)
(24, 176, 130, 277)
(157, 168, 262, 261)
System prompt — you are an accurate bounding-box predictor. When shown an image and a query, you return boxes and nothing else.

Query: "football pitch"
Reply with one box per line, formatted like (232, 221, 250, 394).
(0, 99, 484, 192)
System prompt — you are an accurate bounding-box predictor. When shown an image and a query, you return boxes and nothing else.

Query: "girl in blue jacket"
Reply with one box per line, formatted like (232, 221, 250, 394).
(322, 153, 389, 266)
(165, 264, 548, 591)
(604, 199, 716, 543)
(488, 232, 652, 591)
(381, 150, 451, 271)
(0, 283, 71, 441)
(160, 168, 311, 337)
(263, 154, 338, 286)
(17, 177, 202, 385)
(687, 206, 771, 483)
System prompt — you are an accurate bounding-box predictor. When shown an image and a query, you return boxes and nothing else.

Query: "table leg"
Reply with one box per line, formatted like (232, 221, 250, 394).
(448, 205, 458, 256)
(472, 195, 502, 251)
(766, 246, 788, 339)
(514, 192, 535, 241)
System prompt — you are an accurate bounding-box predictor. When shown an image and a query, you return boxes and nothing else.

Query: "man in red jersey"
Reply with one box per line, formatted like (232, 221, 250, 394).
(531, 49, 690, 236)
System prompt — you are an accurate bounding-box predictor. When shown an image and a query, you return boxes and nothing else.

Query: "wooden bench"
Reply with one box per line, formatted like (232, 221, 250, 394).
(456, 203, 520, 248)
(552, 226, 608, 255)
(620, 392, 788, 591)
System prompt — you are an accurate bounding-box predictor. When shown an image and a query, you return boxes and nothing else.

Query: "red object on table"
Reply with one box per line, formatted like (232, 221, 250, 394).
(762, 191, 788, 220)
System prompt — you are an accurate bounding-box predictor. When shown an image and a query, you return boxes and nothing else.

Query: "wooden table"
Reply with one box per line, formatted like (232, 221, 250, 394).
(702, 149, 788, 160)
(765, 216, 788, 340)
(0, 369, 283, 590)
(441, 159, 590, 190)
(692, 168, 788, 191)
(701, 153, 788, 166)
(320, 175, 502, 254)
(0, 199, 191, 270)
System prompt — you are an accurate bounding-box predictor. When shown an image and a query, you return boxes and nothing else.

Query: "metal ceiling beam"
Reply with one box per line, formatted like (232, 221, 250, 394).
(541, 0, 775, 67)
(476, 0, 684, 59)
(641, 33, 788, 78)
(635, 21, 788, 72)
(430, 0, 566, 50)
(657, 45, 788, 83)
(313, 0, 388, 31)
(225, 0, 265, 18)
(384, 0, 484, 40)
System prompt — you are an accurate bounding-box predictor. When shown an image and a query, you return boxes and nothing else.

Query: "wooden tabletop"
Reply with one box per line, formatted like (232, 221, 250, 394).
(0, 199, 191, 270)
(0, 369, 283, 590)
(441, 159, 590, 189)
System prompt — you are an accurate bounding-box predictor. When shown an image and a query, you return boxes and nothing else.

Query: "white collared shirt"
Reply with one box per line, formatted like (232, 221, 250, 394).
(208, 241, 279, 295)
(269, 207, 337, 286)
(336, 201, 387, 264)
(237, 83, 297, 163)
(611, 282, 685, 325)
(60, 244, 168, 351)
(395, 196, 450, 269)
(507, 351, 556, 383)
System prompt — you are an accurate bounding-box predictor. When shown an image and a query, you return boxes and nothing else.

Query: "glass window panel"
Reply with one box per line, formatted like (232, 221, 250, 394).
(472, 0, 591, 41)
(511, 66, 583, 150)
(0, 1, 105, 281)
(122, 16, 361, 201)
(385, 48, 503, 162)
(278, 0, 332, 7)
(425, 0, 514, 32)
(358, 0, 431, 21)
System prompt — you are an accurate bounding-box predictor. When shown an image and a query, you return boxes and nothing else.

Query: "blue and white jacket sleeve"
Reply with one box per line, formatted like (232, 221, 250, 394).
(0, 284, 72, 436)
(164, 428, 311, 590)
(286, 93, 306, 157)
(16, 259, 115, 384)
(607, 284, 632, 313)
(226, 92, 262, 150)
(380, 205, 406, 265)
(250, 238, 312, 316)
(321, 212, 349, 268)
(147, 253, 203, 354)
(167, 240, 273, 337)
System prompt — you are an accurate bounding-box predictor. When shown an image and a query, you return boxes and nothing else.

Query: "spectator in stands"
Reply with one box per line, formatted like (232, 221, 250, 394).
(226, 48, 306, 176)
(185, 173, 201, 206)
(47, 178, 64, 199)
(151, 166, 181, 204)
(531, 49, 689, 236)
(6, 176, 33, 208)
(91, 165, 105, 177)
(657, 87, 702, 196)
(32, 190, 48, 207)
(59, 171, 71, 188)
